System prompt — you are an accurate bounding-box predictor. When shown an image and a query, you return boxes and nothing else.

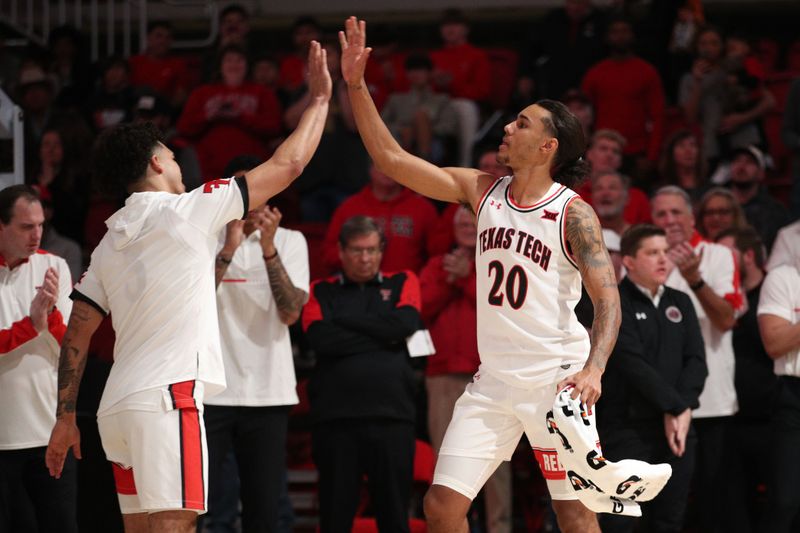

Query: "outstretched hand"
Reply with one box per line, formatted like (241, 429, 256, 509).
(307, 41, 332, 102)
(339, 16, 372, 86)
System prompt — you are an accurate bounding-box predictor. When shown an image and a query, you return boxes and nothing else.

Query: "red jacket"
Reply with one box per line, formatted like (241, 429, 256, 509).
(176, 82, 282, 180)
(420, 254, 479, 376)
(431, 43, 491, 102)
(581, 56, 665, 161)
(323, 186, 439, 274)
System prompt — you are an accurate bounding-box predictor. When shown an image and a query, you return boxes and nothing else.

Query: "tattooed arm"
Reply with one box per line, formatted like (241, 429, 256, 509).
(45, 300, 103, 478)
(265, 253, 308, 325)
(557, 198, 621, 407)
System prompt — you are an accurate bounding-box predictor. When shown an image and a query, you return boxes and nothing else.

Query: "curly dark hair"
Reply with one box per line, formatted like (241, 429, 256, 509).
(535, 99, 590, 190)
(91, 122, 164, 198)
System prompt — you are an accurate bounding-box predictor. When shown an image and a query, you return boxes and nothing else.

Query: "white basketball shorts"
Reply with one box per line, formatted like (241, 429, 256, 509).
(97, 380, 208, 514)
(434, 369, 577, 500)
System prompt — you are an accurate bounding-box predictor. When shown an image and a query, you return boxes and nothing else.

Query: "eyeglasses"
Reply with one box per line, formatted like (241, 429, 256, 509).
(702, 208, 733, 217)
(344, 246, 382, 257)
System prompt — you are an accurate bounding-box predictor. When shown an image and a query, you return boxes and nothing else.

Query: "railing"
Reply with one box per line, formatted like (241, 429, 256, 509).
(0, 0, 219, 61)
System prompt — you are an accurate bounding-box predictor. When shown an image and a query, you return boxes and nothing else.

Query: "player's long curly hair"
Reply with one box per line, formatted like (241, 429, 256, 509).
(536, 99, 590, 190)
(91, 122, 164, 199)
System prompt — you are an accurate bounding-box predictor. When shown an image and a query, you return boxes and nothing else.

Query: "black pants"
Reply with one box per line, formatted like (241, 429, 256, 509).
(0, 446, 78, 533)
(312, 419, 415, 533)
(760, 377, 800, 532)
(204, 404, 290, 533)
(691, 416, 731, 533)
(598, 423, 697, 533)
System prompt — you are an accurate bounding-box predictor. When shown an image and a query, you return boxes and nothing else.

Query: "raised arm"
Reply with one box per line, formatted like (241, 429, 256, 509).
(45, 300, 104, 478)
(557, 198, 621, 407)
(340, 17, 492, 209)
(244, 41, 332, 209)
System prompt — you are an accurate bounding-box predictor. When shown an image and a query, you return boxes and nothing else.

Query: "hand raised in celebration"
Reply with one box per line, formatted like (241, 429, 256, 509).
(339, 17, 372, 86)
(307, 40, 332, 102)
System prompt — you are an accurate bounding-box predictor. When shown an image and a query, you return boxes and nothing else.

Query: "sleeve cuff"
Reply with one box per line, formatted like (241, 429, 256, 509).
(235, 175, 250, 219)
(70, 289, 108, 317)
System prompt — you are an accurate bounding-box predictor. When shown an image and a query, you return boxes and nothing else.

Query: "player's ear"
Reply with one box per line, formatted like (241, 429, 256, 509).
(149, 152, 164, 175)
(542, 137, 558, 154)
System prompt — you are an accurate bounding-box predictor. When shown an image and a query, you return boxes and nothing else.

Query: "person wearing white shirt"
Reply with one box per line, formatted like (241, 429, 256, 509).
(44, 42, 330, 533)
(765, 219, 800, 271)
(651, 185, 744, 533)
(0, 185, 73, 533)
(205, 157, 309, 533)
(757, 263, 800, 532)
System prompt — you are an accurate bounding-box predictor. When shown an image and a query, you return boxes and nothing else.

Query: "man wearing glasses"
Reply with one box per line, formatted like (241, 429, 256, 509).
(302, 215, 423, 533)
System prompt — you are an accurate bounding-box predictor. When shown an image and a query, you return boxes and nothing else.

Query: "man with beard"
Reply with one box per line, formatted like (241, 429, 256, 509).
(727, 145, 789, 251)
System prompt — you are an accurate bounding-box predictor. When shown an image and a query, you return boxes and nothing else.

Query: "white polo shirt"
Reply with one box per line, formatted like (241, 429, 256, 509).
(665, 232, 744, 418)
(758, 265, 800, 377)
(0, 251, 72, 449)
(208, 227, 309, 406)
(74, 178, 247, 415)
(766, 220, 800, 271)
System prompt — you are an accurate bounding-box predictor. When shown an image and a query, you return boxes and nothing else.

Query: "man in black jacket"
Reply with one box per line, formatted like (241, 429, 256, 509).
(598, 224, 707, 533)
(301, 215, 423, 533)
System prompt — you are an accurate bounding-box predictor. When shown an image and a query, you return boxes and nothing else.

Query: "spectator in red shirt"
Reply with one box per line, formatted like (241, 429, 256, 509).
(591, 171, 631, 238)
(200, 4, 255, 82)
(177, 44, 282, 181)
(421, 205, 513, 533)
(128, 21, 189, 108)
(581, 16, 666, 180)
(279, 16, 322, 98)
(430, 9, 491, 167)
(322, 164, 438, 274)
(577, 129, 652, 224)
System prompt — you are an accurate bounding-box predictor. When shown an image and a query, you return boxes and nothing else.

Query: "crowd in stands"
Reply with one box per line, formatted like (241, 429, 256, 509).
(2, 0, 800, 531)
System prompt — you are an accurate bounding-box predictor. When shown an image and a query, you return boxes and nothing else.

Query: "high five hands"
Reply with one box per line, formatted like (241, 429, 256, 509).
(339, 17, 372, 87)
(307, 40, 332, 102)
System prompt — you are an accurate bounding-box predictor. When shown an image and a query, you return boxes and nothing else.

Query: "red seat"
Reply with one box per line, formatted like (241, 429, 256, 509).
(413, 440, 435, 485)
(351, 517, 427, 533)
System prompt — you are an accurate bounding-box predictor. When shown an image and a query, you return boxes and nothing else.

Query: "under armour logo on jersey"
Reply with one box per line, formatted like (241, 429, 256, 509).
(380, 289, 392, 301)
(635, 312, 647, 320)
(542, 210, 558, 221)
(489, 199, 502, 209)
(203, 178, 231, 193)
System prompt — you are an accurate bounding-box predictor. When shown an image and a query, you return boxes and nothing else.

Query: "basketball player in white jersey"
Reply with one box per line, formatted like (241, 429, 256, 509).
(44, 42, 331, 533)
(340, 18, 620, 533)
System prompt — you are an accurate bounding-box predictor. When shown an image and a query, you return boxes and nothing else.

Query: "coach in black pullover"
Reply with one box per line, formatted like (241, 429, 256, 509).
(598, 225, 707, 533)
(301, 215, 422, 533)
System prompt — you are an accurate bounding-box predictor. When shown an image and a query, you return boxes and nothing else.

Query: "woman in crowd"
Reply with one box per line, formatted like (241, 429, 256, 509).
(697, 186, 747, 241)
(657, 129, 709, 202)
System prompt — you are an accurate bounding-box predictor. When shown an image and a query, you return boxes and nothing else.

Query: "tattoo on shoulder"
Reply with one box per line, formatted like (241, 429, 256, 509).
(565, 199, 610, 274)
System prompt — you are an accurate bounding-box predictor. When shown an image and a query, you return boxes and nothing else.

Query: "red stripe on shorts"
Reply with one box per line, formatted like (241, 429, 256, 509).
(112, 463, 137, 495)
(170, 380, 205, 511)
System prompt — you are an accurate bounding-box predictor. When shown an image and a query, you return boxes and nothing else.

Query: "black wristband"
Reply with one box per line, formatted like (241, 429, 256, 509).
(689, 279, 705, 291)
(263, 250, 279, 262)
(216, 254, 232, 265)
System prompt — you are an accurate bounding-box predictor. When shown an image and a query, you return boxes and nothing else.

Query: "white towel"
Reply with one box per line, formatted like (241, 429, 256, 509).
(546, 386, 673, 517)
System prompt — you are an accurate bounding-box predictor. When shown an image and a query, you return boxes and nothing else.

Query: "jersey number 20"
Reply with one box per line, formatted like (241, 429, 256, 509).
(488, 260, 528, 310)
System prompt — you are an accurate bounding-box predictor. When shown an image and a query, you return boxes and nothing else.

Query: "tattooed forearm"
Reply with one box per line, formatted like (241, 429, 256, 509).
(55, 300, 102, 418)
(265, 253, 307, 324)
(56, 343, 86, 417)
(587, 298, 618, 372)
(565, 199, 621, 372)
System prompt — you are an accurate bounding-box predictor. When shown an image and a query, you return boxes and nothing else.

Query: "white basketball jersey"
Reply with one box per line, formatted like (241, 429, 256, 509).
(475, 177, 590, 389)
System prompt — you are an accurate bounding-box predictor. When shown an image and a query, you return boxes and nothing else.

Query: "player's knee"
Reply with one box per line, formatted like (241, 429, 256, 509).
(552, 500, 598, 533)
(423, 485, 469, 523)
